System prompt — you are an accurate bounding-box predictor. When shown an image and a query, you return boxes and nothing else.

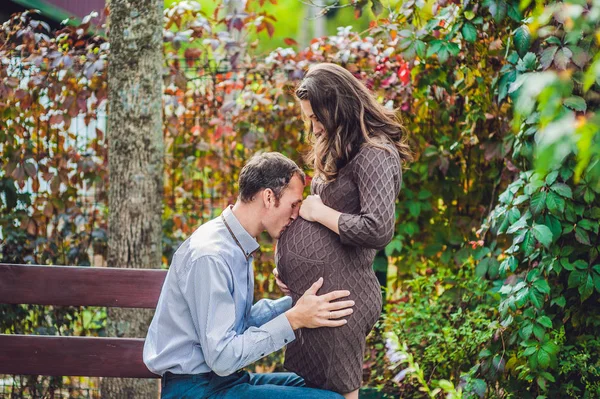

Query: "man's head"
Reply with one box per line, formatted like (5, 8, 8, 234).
(238, 152, 305, 239)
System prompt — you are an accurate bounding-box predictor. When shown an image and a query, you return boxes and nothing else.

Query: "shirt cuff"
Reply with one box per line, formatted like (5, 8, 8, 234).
(271, 296, 293, 318)
(262, 313, 295, 349)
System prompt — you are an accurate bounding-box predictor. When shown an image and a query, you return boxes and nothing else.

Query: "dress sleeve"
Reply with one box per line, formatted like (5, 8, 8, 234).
(338, 146, 402, 250)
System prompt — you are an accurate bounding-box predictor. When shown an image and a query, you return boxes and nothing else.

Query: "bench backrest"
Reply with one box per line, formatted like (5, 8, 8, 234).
(0, 263, 167, 378)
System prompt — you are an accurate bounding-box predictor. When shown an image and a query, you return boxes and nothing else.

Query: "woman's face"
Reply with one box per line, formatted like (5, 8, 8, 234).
(300, 100, 325, 139)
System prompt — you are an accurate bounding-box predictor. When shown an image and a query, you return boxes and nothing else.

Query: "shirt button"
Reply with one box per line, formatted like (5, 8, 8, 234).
(284, 339, 288, 343)
(261, 353, 265, 356)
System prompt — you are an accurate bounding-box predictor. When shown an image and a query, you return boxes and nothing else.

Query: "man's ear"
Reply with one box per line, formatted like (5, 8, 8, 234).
(262, 188, 275, 209)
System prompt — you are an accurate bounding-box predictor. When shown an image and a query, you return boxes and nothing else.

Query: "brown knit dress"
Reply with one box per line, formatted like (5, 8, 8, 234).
(275, 144, 402, 393)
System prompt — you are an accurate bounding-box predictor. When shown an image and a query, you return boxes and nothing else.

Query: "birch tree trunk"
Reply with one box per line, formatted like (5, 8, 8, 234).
(101, 0, 163, 397)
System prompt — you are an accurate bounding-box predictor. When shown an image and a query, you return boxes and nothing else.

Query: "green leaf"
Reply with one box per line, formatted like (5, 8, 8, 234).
(575, 227, 591, 246)
(544, 214, 562, 242)
(578, 219, 595, 232)
(568, 270, 586, 289)
(540, 371, 556, 383)
(427, 40, 444, 57)
(514, 194, 529, 205)
(579, 274, 594, 301)
(484, 0, 508, 23)
(507, 1, 522, 22)
(584, 57, 600, 92)
(537, 315, 552, 328)
(584, 188, 596, 204)
(500, 256, 518, 273)
(520, 323, 533, 339)
(537, 349, 551, 369)
(529, 288, 544, 308)
(514, 25, 531, 58)
(542, 341, 559, 356)
(476, 258, 490, 278)
(545, 170, 559, 185)
(530, 191, 547, 216)
(418, 190, 432, 200)
(414, 40, 426, 58)
(550, 183, 573, 198)
(516, 52, 537, 71)
(522, 231, 537, 256)
(407, 201, 421, 217)
(447, 42, 460, 56)
(533, 279, 551, 294)
(551, 296, 566, 308)
(573, 260, 588, 270)
(507, 215, 529, 234)
(593, 272, 600, 293)
(385, 238, 403, 256)
(523, 346, 537, 356)
(438, 379, 454, 391)
(498, 70, 517, 103)
(437, 46, 450, 64)
(533, 324, 545, 340)
(546, 191, 566, 215)
(563, 96, 587, 112)
(532, 224, 553, 248)
(462, 22, 477, 43)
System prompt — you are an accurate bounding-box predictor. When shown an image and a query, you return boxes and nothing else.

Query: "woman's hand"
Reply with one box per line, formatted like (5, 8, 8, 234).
(299, 195, 324, 222)
(300, 194, 342, 234)
(273, 268, 291, 295)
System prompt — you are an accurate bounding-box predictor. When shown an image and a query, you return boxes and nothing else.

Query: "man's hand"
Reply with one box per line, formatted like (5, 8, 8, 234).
(273, 268, 291, 295)
(285, 277, 354, 330)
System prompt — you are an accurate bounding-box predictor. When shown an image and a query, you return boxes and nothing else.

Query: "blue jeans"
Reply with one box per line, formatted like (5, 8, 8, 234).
(160, 370, 344, 399)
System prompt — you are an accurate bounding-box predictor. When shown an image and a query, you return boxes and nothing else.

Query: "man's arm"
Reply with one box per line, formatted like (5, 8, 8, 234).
(246, 296, 292, 328)
(181, 255, 295, 376)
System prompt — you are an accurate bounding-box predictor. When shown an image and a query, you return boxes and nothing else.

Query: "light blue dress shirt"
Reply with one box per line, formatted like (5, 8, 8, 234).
(143, 206, 295, 377)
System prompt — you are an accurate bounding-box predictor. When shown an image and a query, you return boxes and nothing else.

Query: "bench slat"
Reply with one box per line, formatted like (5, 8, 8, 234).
(0, 334, 158, 378)
(0, 264, 167, 308)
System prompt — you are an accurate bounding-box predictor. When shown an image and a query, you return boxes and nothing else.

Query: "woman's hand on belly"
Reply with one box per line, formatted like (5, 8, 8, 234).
(273, 267, 291, 295)
(300, 195, 341, 235)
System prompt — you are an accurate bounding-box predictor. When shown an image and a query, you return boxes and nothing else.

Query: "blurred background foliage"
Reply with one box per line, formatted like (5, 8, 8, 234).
(0, 0, 599, 397)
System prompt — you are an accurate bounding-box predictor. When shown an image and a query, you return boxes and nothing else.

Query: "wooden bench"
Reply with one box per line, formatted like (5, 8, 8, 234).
(0, 263, 166, 378)
(0, 263, 385, 398)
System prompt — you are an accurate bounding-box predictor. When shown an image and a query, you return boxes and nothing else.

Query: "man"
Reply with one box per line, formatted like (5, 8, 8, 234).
(144, 152, 354, 398)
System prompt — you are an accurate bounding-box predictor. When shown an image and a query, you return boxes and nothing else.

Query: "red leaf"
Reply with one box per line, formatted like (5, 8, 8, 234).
(24, 162, 37, 178)
(12, 164, 25, 181)
(27, 219, 37, 236)
(284, 37, 298, 46)
(266, 22, 274, 38)
(43, 202, 54, 217)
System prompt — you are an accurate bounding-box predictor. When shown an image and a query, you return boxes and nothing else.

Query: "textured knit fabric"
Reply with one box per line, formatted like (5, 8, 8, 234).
(276, 144, 402, 393)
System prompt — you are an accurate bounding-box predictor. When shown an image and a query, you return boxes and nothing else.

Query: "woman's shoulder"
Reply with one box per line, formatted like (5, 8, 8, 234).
(352, 141, 400, 166)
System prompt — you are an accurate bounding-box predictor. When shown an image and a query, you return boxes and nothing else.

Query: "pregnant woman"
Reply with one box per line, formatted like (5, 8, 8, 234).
(275, 63, 413, 398)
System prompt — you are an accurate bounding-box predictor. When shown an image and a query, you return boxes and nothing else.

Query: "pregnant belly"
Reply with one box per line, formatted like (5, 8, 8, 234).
(276, 218, 340, 298)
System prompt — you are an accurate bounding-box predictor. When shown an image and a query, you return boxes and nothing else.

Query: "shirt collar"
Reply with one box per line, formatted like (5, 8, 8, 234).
(221, 205, 260, 260)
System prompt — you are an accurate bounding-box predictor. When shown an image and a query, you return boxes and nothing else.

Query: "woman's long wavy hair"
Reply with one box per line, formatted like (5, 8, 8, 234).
(296, 63, 413, 182)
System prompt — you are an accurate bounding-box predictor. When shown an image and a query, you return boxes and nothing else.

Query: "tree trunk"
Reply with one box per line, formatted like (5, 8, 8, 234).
(102, 0, 163, 398)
